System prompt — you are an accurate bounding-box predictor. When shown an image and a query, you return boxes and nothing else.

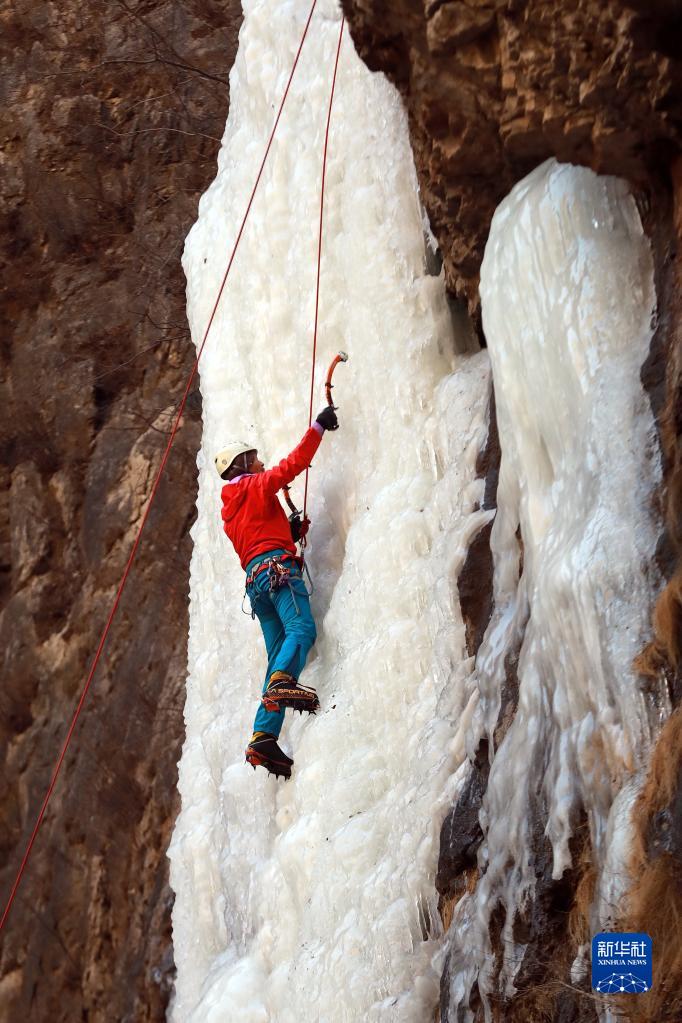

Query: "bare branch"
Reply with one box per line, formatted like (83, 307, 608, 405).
(94, 120, 222, 144)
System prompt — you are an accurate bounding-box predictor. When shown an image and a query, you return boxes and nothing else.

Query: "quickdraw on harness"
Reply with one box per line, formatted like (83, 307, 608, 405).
(245, 553, 302, 590)
(242, 553, 308, 619)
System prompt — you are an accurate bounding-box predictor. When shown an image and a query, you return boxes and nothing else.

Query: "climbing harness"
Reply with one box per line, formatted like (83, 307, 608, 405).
(242, 552, 314, 620)
(268, 559, 295, 592)
(0, 0, 330, 932)
(245, 553, 300, 590)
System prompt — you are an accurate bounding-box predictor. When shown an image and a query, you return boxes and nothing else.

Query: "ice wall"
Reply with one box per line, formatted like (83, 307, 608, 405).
(168, 1, 491, 1020)
(444, 160, 663, 1017)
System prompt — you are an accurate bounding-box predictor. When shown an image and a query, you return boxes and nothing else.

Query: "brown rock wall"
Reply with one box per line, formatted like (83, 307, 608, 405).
(342, 0, 682, 311)
(623, 707, 682, 1023)
(0, 2, 241, 1020)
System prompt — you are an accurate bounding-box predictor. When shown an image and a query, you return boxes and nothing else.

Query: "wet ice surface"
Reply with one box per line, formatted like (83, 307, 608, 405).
(445, 161, 663, 1019)
(168, 1, 490, 1020)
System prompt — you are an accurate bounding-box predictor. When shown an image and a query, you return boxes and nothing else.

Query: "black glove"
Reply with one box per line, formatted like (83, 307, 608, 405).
(289, 513, 310, 543)
(316, 405, 339, 431)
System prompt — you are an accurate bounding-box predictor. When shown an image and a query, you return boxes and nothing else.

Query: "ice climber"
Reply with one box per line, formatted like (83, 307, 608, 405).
(215, 406, 339, 780)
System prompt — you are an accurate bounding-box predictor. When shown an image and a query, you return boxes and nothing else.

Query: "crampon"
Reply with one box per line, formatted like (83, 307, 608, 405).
(245, 733, 293, 780)
(261, 671, 320, 715)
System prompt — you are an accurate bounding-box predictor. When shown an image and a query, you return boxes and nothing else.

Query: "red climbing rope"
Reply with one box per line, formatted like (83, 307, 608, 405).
(0, 0, 320, 934)
(303, 16, 345, 521)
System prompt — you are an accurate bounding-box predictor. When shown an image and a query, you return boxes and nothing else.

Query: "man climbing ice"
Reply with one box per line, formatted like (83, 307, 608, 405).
(215, 405, 339, 780)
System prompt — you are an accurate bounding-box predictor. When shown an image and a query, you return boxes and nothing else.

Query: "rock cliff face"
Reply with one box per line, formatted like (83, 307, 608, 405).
(341, 2, 682, 1020)
(342, 0, 681, 312)
(3, 1, 682, 1021)
(0, 3, 240, 1020)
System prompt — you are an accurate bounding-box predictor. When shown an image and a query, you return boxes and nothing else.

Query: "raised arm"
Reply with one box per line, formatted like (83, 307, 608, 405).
(258, 426, 322, 496)
(258, 407, 338, 496)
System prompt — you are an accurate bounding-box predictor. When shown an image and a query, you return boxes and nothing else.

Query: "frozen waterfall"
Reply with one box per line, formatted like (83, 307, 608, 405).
(169, 1, 490, 1020)
(445, 162, 662, 1017)
(168, 1, 663, 1020)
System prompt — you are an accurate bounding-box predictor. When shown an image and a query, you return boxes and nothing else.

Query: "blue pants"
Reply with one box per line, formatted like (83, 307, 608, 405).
(246, 549, 317, 738)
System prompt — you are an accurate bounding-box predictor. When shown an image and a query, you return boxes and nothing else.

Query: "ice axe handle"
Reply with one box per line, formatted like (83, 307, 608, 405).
(282, 484, 299, 516)
(325, 351, 348, 408)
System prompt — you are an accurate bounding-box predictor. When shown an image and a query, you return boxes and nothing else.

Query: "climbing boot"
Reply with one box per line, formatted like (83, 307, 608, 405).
(245, 732, 293, 780)
(261, 671, 320, 716)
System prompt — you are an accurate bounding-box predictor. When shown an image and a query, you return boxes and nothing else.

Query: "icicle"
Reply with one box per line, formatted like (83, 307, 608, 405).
(446, 159, 662, 1018)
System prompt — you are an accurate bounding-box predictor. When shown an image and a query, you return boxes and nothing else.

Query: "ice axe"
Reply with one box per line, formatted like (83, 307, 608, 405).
(284, 351, 348, 545)
(325, 350, 348, 410)
(283, 483, 310, 545)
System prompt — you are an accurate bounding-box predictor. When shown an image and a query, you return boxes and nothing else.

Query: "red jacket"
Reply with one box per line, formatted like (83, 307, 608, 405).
(220, 427, 323, 569)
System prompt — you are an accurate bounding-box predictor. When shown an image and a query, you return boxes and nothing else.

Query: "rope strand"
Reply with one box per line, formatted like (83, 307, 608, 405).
(303, 17, 344, 522)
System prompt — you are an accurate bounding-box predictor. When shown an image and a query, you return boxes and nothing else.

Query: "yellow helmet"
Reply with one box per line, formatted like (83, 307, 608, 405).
(214, 441, 256, 478)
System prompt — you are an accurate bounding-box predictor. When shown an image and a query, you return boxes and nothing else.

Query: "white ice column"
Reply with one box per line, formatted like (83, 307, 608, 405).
(168, 1, 491, 1020)
(445, 159, 663, 1018)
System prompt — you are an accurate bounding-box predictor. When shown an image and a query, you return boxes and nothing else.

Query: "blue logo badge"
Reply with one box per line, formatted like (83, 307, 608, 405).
(591, 932, 652, 993)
